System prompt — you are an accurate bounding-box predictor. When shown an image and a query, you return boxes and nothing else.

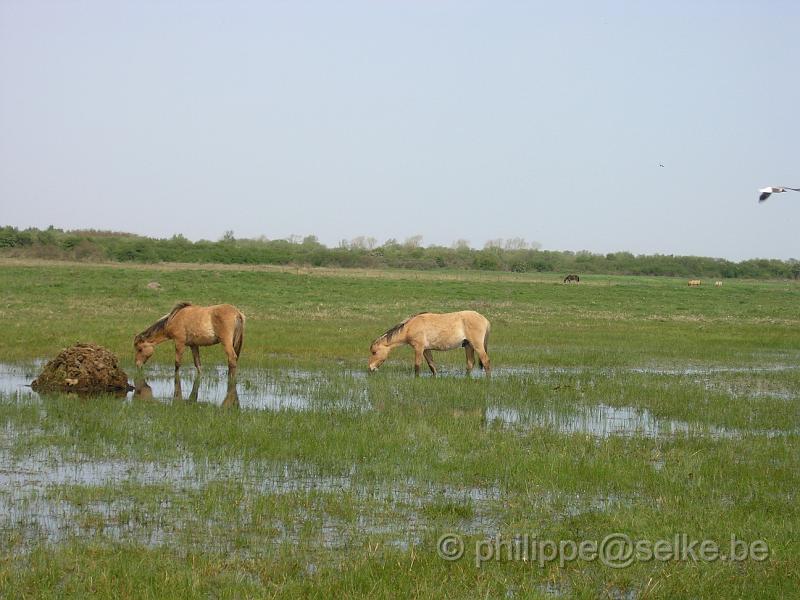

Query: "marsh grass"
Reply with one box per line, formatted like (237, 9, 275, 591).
(0, 262, 798, 598)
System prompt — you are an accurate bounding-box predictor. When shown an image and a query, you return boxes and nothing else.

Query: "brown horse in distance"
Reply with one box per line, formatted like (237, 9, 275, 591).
(134, 302, 245, 376)
(368, 310, 491, 376)
(564, 274, 580, 283)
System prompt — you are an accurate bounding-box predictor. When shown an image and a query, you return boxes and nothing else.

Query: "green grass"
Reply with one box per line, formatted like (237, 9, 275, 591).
(0, 261, 798, 598)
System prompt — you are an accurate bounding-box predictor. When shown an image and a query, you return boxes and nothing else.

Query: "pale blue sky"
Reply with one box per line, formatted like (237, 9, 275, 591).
(1, 1, 798, 260)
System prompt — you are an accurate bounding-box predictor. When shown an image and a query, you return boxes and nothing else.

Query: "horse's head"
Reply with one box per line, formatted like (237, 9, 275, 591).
(134, 336, 155, 367)
(368, 338, 391, 372)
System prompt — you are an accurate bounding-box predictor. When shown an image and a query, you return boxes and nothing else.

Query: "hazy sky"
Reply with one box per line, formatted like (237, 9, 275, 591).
(1, 1, 798, 260)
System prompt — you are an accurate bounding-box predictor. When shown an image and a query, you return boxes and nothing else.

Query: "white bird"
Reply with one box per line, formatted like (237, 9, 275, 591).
(758, 186, 800, 203)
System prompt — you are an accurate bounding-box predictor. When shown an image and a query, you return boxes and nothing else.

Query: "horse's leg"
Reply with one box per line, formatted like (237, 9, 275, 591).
(222, 377, 239, 408)
(474, 342, 491, 377)
(174, 341, 185, 375)
(423, 349, 437, 376)
(189, 375, 200, 402)
(464, 343, 475, 373)
(221, 340, 238, 377)
(173, 373, 183, 401)
(190, 345, 202, 373)
(413, 345, 424, 377)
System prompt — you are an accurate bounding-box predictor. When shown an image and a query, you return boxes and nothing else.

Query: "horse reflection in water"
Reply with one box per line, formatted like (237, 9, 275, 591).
(133, 374, 239, 408)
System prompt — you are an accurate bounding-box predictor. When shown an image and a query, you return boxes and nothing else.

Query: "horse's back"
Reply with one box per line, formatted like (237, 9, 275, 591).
(409, 310, 489, 348)
(413, 310, 487, 325)
(168, 304, 244, 346)
(456, 310, 489, 329)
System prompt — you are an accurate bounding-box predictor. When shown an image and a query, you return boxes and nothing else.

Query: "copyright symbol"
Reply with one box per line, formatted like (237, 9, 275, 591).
(437, 533, 465, 561)
(600, 533, 634, 569)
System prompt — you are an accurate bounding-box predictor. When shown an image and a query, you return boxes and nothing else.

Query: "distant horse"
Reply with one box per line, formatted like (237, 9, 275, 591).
(715, 281, 723, 287)
(688, 280, 701, 287)
(564, 274, 580, 283)
(134, 302, 245, 376)
(368, 310, 491, 376)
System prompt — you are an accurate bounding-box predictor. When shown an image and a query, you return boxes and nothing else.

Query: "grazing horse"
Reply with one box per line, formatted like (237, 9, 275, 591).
(688, 279, 701, 287)
(715, 281, 723, 287)
(564, 274, 580, 283)
(134, 302, 245, 376)
(368, 310, 491, 376)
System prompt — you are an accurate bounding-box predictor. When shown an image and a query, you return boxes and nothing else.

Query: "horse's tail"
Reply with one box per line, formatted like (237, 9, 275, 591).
(479, 321, 490, 370)
(233, 312, 245, 358)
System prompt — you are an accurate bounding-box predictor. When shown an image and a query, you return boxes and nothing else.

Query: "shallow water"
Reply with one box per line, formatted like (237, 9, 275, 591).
(484, 403, 792, 439)
(2, 360, 795, 435)
(2, 358, 793, 558)
(0, 438, 628, 551)
(0, 362, 365, 412)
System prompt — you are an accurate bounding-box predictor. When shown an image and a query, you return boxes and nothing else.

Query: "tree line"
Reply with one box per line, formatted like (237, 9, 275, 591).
(1, 225, 798, 280)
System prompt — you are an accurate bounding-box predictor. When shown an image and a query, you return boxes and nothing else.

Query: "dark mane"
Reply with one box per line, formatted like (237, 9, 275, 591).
(134, 302, 192, 342)
(372, 312, 431, 346)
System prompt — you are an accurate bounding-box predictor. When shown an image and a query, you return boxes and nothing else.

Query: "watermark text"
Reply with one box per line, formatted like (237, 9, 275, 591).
(436, 533, 769, 568)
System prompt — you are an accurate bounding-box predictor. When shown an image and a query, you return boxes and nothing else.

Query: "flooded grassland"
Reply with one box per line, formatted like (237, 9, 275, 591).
(0, 263, 798, 598)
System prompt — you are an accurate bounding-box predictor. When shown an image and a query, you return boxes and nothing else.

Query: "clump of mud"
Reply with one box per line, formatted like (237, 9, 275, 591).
(31, 343, 131, 394)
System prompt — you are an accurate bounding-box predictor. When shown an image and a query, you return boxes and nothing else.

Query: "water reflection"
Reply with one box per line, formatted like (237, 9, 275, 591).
(132, 376, 154, 401)
(133, 374, 239, 408)
(172, 374, 201, 403)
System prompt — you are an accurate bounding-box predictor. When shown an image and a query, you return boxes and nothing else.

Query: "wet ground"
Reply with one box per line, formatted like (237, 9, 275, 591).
(1, 360, 796, 556)
(1, 361, 796, 429)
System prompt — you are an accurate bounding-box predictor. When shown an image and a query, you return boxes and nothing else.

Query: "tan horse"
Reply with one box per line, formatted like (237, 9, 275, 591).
(688, 279, 701, 287)
(368, 310, 491, 376)
(134, 302, 245, 376)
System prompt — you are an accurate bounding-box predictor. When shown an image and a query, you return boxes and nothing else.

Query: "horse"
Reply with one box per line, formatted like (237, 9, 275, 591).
(134, 302, 245, 376)
(688, 279, 701, 287)
(715, 281, 723, 287)
(368, 310, 491, 376)
(564, 274, 580, 283)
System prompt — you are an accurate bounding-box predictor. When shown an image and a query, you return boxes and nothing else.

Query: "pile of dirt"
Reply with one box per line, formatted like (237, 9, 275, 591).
(31, 343, 132, 393)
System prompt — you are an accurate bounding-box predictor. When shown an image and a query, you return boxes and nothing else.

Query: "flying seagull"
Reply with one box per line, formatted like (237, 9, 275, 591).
(758, 186, 800, 203)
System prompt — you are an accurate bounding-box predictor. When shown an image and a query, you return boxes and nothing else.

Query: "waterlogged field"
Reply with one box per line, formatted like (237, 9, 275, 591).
(0, 260, 798, 598)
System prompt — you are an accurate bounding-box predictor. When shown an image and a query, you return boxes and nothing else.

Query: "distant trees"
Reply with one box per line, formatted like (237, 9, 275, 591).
(404, 235, 423, 248)
(483, 237, 541, 251)
(349, 236, 378, 250)
(0, 225, 797, 279)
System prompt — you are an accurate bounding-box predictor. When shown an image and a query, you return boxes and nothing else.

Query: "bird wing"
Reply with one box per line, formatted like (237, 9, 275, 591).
(786, 187, 800, 192)
(759, 192, 771, 202)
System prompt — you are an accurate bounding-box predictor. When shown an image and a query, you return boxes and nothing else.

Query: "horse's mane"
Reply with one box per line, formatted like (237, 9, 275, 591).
(135, 302, 193, 342)
(372, 312, 430, 346)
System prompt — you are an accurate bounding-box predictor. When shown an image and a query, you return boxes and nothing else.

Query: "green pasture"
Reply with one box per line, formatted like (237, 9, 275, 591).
(0, 261, 798, 598)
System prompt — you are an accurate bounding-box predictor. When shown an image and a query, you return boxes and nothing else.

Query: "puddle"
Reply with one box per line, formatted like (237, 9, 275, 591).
(0, 363, 367, 413)
(3, 360, 798, 404)
(628, 365, 800, 376)
(484, 403, 793, 439)
(419, 363, 800, 381)
(534, 581, 572, 597)
(0, 435, 625, 554)
(0, 359, 795, 562)
(700, 379, 796, 402)
(496, 364, 800, 377)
